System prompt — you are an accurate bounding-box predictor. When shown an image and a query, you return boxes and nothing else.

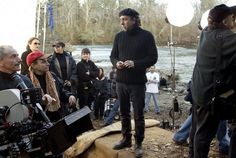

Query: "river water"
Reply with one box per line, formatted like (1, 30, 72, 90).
(72, 45, 197, 83)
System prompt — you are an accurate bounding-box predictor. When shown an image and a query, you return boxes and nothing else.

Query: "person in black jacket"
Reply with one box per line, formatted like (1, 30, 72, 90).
(93, 67, 108, 120)
(76, 48, 99, 109)
(0, 45, 33, 90)
(49, 41, 77, 94)
(190, 4, 236, 158)
(26, 50, 76, 122)
(20, 37, 41, 75)
(110, 8, 158, 158)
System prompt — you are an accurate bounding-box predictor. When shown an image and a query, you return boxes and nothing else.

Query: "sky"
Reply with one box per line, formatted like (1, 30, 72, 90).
(0, 0, 37, 54)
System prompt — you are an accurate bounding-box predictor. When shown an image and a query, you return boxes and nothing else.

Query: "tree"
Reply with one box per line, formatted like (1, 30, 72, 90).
(38, 0, 227, 48)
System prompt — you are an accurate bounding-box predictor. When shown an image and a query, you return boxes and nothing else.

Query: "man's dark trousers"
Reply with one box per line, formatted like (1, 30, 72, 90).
(116, 82, 145, 143)
(189, 104, 220, 158)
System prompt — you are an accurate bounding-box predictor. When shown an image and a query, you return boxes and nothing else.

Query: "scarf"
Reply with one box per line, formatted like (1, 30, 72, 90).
(29, 69, 60, 112)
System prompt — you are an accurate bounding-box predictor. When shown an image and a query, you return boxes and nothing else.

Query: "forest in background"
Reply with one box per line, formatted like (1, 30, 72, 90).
(41, 0, 228, 48)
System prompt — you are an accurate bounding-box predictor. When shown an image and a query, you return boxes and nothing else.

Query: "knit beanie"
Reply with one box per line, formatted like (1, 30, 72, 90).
(119, 8, 139, 18)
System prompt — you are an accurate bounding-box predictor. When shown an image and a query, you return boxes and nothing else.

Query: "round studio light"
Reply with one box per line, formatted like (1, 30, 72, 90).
(166, 0, 194, 27)
(200, 9, 210, 30)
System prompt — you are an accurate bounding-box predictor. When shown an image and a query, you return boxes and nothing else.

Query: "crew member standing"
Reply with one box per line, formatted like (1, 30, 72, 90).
(76, 48, 99, 109)
(49, 41, 77, 94)
(110, 8, 158, 158)
(189, 4, 236, 158)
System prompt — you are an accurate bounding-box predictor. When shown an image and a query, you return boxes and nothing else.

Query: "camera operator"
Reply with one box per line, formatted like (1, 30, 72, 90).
(26, 50, 76, 122)
(0, 45, 33, 90)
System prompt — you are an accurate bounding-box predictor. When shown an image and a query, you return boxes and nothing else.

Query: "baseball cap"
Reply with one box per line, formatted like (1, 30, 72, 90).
(26, 50, 50, 66)
(208, 4, 236, 23)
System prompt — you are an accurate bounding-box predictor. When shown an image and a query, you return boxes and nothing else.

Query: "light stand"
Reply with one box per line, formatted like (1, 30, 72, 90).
(168, 24, 176, 91)
(165, 0, 194, 129)
(166, 23, 182, 129)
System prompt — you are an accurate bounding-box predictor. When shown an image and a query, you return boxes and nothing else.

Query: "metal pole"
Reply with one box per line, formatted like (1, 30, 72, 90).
(43, 0, 47, 53)
(36, 0, 41, 37)
(170, 24, 176, 90)
(170, 24, 176, 129)
(173, 43, 176, 90)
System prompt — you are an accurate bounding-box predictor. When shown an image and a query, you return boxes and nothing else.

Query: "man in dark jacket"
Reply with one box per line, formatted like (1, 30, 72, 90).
(110, 8, 158, 158)
(190, 4, 236, 158)
(0, 45, 32, 90)
(0, 45, 34, 126)
(49, 41, 77, 94)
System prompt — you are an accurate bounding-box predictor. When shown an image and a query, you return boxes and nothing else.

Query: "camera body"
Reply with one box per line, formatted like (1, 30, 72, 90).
(0, 88, 93, 157)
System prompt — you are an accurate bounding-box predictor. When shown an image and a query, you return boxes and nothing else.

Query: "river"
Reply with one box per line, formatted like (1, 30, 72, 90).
(72, 45, 197, 83)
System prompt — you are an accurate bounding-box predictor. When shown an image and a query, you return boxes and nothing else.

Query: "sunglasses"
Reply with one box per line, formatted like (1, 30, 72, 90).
(33, 42, 40, 45)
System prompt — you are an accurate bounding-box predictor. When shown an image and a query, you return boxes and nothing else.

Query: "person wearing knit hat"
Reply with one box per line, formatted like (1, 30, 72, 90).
(26, 51, 76, 122)
(119, 8, 140, 25)
(110, 8, 158, 158)
(189, 4, 236, 158)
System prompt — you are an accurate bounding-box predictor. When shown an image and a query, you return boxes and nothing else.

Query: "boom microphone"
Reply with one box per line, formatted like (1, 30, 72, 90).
(11, 73, 28, 90)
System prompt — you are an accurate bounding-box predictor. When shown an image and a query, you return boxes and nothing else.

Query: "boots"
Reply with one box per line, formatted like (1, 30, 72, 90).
(113, 135, 132, 150)
(135, 142, 143, 158)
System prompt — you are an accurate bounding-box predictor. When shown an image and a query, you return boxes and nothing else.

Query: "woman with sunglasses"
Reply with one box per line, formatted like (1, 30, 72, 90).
(20, 37, 41, 75)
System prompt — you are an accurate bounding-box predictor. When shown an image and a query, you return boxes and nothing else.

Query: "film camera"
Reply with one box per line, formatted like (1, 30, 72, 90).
(0, 87, 93, 157)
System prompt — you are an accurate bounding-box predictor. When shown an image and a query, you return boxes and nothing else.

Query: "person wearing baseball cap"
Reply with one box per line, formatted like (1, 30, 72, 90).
(26, 50, 76, 122)
(189, 4, 236, 158)
(49, 41, 77, 96)
(208, 4, 236, 29)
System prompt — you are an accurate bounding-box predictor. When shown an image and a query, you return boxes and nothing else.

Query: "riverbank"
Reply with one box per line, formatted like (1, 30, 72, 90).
(90, 87, 227, 158)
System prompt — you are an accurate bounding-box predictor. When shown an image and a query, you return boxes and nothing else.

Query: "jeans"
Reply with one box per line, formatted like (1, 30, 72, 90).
(173, 114, 229, 152)
(144, 92, 160, 113)
(217, 120, 230, 153)
(173, 114, 192, 143)
(104, 99, 120, 125)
